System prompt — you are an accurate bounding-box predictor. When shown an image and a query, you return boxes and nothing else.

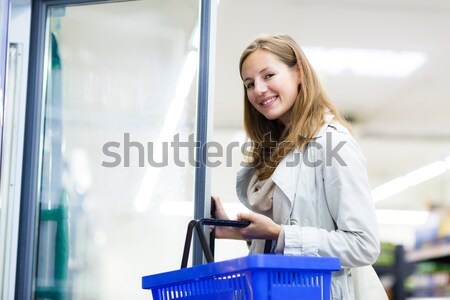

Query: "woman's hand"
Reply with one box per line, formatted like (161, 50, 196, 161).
(236, 211, 281, 240)
(211, 196, 242, 239)
(211, 196, 281, 241)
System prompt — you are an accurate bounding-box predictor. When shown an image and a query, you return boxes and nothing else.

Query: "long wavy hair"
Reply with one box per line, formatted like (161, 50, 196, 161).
(239, 34, 351, 180)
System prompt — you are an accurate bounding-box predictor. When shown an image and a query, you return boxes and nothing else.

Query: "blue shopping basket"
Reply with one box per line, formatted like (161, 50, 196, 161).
(142, 217, 340, 300)
(142, 254, 340, 300)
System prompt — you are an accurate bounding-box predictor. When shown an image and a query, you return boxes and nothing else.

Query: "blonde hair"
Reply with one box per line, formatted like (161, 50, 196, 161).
(239, 34, 351, 180)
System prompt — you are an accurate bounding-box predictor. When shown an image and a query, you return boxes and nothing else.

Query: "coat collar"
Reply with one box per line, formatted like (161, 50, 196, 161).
(314, 114, 335, 138)
(271, 114, 335, 203)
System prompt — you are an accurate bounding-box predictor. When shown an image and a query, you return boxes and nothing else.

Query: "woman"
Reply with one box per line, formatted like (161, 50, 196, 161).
(213, 34, 382, 299)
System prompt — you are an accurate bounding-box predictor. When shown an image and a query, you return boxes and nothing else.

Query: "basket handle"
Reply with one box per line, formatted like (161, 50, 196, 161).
(180, 218, 251, 269)
(180, 198, 275, 269)
(180, 219, 210, 269)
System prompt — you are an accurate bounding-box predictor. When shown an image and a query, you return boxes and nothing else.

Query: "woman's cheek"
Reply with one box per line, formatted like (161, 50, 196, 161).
(248, 94, 257, 107)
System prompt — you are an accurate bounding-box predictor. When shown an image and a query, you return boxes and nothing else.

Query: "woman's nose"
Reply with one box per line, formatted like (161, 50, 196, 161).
(254, 80, 268, 95)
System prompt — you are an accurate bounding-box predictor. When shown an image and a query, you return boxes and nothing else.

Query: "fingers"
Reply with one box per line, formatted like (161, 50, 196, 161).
(235, 212, 281, 240)
(237, 211, 255, 221)
(211, 195, 229, 220)
(211, 195, 222, 208)
(214, 225, 242, 240)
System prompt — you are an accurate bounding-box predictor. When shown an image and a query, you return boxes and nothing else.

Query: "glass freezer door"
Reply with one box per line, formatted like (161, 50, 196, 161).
(16, 0, 213, 299)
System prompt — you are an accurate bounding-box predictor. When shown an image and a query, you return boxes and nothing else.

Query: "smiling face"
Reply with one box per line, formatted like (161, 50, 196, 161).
(241, 49, 301, 125)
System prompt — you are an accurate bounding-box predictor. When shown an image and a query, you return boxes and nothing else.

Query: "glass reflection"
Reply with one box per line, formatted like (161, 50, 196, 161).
(36, 1, 199, 299)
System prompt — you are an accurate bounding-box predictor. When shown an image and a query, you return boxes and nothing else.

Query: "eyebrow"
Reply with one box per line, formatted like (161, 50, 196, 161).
(243, 67, 273, 83)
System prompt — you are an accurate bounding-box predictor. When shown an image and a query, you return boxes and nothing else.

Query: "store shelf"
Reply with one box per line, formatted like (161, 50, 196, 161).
(406, 243, 450, 263)
(374, 265, 396, 276)
(374, 244, 415, 300)
(405, 238, 450, 300)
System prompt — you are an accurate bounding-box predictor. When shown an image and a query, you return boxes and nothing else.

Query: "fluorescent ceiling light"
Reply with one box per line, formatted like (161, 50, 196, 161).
(372, 176, 409, 202)
(444, 156, 450, 169)
(376, 209, 429, 225)
(373, 159, 450, 203)
(303, 46, 427, 78)
(404, 161, 446, 186)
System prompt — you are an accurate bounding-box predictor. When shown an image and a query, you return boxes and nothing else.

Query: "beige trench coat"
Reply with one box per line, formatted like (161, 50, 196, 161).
(236, 119, 380, 300)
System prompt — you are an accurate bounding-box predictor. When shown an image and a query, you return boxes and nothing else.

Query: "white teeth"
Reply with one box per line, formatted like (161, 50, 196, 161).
(262, 97, 276, 105)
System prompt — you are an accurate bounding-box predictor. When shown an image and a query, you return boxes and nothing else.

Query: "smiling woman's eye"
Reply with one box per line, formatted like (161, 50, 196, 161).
(246, 82, 254, 89)
(265, 73, 275, 79)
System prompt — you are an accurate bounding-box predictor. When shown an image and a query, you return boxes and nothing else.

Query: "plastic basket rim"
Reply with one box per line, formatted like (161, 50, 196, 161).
(142, 254, 340, 290)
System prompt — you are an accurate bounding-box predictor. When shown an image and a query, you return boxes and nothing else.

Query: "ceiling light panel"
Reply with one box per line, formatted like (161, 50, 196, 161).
(303, 46, 427, 78)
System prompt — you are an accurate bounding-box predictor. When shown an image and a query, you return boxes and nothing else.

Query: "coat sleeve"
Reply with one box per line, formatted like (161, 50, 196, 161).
(282, 128, 380, 268)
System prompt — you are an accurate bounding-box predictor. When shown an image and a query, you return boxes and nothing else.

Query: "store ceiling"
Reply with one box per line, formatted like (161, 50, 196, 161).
(213, 0, 450, 210)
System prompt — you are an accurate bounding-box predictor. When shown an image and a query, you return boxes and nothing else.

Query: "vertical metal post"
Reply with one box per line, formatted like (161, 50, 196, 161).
(15, 1, 47, 299)
(193, 0, 215, 266)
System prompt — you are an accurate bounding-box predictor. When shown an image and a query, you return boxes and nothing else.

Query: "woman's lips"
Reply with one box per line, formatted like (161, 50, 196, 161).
(261, 96, 277, 107)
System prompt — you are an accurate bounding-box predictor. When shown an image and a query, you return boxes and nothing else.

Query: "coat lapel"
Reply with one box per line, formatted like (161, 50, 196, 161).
(271, 149, 302, 224)
(235, 165, 255, 208)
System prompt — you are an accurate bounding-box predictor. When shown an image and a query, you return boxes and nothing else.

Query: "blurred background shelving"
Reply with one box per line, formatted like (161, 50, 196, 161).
(375, 208, 450, 300)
